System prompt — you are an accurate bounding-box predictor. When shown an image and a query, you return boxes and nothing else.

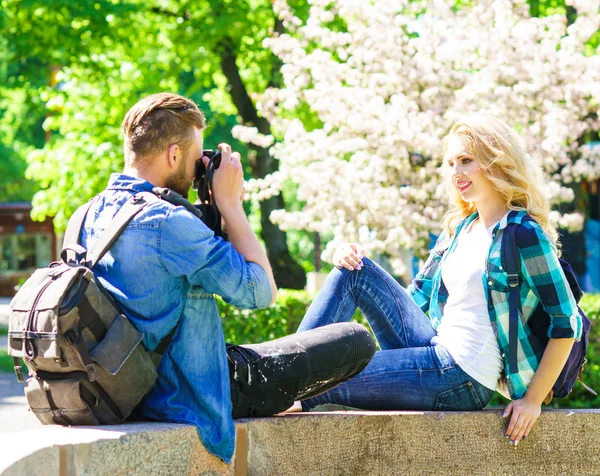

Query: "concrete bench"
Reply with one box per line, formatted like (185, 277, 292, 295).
(1, 410, 599, 475)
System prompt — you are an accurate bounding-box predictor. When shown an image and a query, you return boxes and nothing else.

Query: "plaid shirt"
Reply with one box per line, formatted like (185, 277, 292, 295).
(407, 210, 581, 400)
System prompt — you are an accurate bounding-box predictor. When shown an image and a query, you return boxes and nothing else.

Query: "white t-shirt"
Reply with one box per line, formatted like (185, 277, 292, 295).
(436, 219, 503, 390)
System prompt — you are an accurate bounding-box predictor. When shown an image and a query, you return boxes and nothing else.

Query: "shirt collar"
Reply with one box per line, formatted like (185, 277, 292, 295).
(106, 173, 156, 193)
(459, 209, 528, 234)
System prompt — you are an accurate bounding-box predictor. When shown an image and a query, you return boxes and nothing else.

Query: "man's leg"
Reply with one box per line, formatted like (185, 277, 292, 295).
(298, 258, 436, 349)
(229, 322, 375, 418)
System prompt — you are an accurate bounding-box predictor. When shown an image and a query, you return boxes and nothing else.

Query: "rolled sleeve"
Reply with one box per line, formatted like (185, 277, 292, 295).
(516, 222, 581, 340)
(245, 262, 273, 309)
(158, 206, 272, 310)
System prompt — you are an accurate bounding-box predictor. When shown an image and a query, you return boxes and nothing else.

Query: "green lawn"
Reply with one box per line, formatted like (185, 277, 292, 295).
(1, 325, 11, 373)
(0, 349, 15, 373)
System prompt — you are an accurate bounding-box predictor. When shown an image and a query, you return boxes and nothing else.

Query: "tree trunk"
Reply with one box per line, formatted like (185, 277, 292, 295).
(218, 36, 306, 289)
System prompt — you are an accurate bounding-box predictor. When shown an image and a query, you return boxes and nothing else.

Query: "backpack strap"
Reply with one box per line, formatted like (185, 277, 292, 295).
(86, 191, 180, 357)
(63, 197, 97, 248)
(86, 192, 161, 268)
(61, 189, 187, 360)
(501, 222, 522, 375)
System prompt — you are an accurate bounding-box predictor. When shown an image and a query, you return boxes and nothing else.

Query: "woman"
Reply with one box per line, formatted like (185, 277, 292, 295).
(297, 115, 582, 446)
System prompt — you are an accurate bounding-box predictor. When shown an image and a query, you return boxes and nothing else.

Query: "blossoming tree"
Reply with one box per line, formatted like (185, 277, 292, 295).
(239, 0, 600, 274)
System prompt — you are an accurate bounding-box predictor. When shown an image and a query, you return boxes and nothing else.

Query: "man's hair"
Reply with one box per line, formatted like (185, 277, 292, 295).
(122, 93, 206, 165)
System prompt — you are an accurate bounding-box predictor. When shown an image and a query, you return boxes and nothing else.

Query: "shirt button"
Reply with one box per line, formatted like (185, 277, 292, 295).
(249, 281, 254, 287)
(499, 266, 503, 270)
(488, 281, 493, 285)
(501, 353, 505, 358)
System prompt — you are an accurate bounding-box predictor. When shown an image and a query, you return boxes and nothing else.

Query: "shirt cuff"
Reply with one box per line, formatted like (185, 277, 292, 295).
(547, 312, 582, 340)
(246, 262, 273, 309)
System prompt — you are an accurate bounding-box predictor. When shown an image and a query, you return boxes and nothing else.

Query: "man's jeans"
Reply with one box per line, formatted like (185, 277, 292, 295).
(297, 258, 495, 411)
(228, 322, 376, 418)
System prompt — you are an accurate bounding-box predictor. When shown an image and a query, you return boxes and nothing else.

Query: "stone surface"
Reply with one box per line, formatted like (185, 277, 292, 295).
(0, 373, 42, 434)
(0, 423, 235, 476)
(247, 410, 600, 475)
(1, 410, 599, 475)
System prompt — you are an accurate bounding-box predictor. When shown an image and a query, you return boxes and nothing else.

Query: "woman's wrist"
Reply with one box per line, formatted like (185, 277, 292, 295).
(522, 393, 544, 406)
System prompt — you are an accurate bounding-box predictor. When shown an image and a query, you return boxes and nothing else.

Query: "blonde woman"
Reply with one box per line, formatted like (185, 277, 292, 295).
(297, 115, 581, 445)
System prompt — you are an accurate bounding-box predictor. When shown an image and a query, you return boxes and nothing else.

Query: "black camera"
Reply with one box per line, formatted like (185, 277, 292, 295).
(193, 149, 224, 237)
(193, 149, 222, 203)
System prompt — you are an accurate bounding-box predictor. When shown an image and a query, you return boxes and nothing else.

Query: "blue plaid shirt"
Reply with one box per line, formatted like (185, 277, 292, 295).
(407, 210, 581, 399)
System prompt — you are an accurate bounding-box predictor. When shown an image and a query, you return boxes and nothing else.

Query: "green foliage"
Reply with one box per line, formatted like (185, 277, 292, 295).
(219, 289, 310, 343)
(0, 349, 15, 373)
(0, 0, 303, 221)
(219, 288, 368, 344)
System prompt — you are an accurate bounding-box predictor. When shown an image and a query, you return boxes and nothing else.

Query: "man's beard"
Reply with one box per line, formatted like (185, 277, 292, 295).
(165, 159, 191, 199)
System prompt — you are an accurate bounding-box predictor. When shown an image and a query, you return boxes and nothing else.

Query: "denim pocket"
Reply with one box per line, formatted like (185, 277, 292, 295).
(434, 381, 484, 411)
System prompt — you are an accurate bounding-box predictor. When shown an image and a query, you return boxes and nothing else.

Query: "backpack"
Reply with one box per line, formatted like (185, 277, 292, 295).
(7, 191, 175, 426)
(501, 218, 596, 402)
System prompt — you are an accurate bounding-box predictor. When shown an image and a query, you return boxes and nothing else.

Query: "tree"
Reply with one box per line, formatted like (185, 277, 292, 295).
(242, 0, 600, 274)
(0, 0, 307, 288)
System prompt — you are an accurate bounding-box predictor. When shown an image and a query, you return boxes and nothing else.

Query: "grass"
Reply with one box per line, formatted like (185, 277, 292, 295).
(0, 349, 16, 373)
(1, 325, 12, 373)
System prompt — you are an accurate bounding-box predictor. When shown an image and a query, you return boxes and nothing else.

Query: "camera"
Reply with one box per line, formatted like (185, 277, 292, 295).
(193, 149, 224, 237)
(193, 149, 222, 204)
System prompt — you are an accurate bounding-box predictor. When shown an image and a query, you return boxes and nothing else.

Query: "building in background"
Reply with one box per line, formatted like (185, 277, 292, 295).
(0, 203, 56, 296)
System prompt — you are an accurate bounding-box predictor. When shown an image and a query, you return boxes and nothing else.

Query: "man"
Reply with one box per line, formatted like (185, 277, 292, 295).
(79, 93, 374, 463)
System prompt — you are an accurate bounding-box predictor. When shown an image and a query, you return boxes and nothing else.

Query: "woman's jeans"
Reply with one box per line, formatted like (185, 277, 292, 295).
(297, 258, 495, 411)
(227, 322, 376, 418)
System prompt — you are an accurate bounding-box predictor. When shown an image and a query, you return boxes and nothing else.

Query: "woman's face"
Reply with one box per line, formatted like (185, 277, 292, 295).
(443, 134, 498, 206)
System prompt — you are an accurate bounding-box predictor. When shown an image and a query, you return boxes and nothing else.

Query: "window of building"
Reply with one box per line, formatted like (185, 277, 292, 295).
(0, 233, 53, 275)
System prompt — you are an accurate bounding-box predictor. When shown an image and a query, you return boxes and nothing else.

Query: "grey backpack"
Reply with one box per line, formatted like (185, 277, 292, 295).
(7, 191, 174, 426)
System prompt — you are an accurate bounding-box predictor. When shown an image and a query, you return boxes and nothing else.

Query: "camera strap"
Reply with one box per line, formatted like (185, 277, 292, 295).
(152, 186, 204, 221)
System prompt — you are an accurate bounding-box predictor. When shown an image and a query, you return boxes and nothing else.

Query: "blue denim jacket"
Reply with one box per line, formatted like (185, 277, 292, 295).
(79, 174, 273, 463)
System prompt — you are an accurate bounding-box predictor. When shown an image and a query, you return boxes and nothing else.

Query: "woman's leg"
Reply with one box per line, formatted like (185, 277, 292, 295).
(298, 258, 436, 349)
(301, 343, 495, 411)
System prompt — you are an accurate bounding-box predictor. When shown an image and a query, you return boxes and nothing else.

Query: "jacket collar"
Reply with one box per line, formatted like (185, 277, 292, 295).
(106, 173, 155, 193)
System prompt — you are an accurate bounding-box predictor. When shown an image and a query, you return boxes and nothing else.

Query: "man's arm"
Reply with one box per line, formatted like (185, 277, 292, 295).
(208, 144, 277, 304)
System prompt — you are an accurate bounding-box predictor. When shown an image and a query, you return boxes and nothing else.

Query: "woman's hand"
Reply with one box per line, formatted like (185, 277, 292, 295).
(503, 398, 541, 446)
(332, 243, 365, 271)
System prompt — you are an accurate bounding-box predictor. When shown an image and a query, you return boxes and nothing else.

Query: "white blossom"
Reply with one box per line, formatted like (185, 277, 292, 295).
(242, 0, 600, 271)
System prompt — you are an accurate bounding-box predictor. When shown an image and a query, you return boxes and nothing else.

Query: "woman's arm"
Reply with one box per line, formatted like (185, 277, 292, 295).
(503, 338, 574, 444)
(503, 221, 580, 445)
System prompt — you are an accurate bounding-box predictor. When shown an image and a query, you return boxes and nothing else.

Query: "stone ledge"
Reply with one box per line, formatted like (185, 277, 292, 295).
(1, 410, 599, 475)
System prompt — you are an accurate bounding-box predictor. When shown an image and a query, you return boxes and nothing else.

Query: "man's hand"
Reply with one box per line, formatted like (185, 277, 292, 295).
(202, 143, 244, 211)
(203, 143, 277, 303)
(332, 243, 365, 271)
(503, 398, 541, 446)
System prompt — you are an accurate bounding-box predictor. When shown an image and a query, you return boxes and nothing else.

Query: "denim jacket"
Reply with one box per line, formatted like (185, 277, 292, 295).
(407, 210, 581, 399)
(79, 174, 273, 463)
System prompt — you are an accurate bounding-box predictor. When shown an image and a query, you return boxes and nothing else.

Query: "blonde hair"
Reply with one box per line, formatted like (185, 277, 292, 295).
(122, 93, 206, 166)
(442, 115, 559, 247)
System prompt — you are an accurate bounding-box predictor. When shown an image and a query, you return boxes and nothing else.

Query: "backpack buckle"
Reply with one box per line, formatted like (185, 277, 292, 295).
(86, 364, 99, 382)
(507, 273, 519, 288)
(13, 357, 24, 383)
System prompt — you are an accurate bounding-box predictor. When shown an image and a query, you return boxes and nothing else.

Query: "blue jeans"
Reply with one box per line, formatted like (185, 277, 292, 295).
(298, 258, 495, 410)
